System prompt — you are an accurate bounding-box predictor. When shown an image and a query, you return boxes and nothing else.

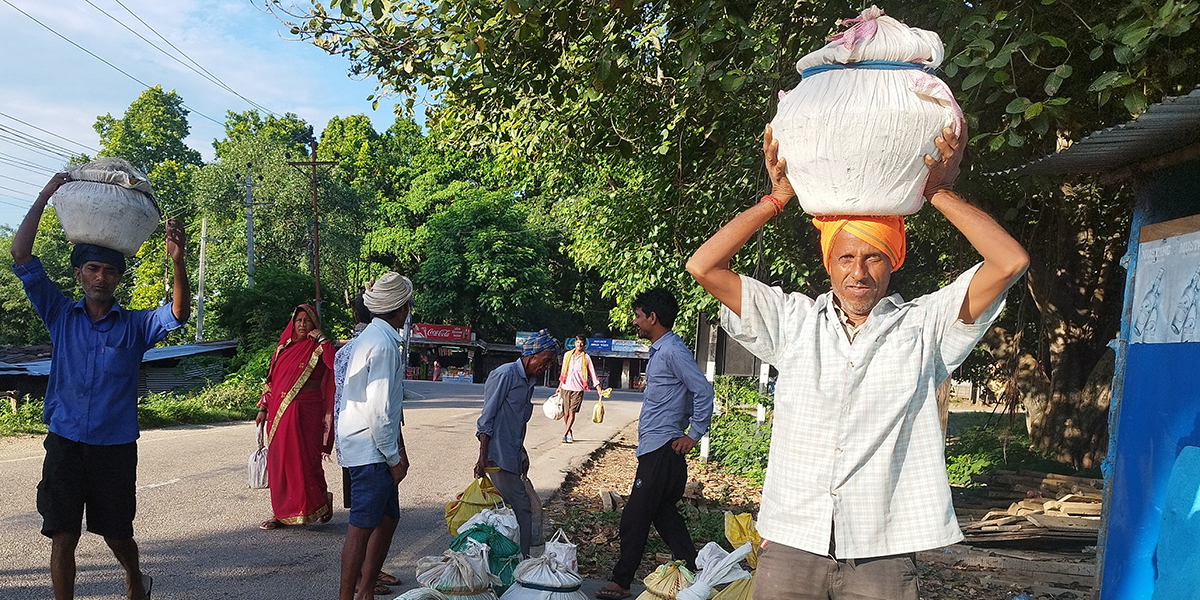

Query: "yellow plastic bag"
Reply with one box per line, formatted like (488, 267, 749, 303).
(711, 577, 754, 600)
(724, 512, 761, 569)
(445, 474, 504, 534)
(634, 561, 694, 600)
(592, 397, 605, 423)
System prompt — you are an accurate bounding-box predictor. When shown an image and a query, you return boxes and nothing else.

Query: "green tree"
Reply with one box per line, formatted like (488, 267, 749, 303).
(279, 0, 1200, 467)
(94, 87, 204, 314)
(0, 210, 76, 345)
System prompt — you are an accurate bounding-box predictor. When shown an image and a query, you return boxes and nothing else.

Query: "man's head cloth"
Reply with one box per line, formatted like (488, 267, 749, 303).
(812, 216, 906, 273)
(70, 243, 127, 274)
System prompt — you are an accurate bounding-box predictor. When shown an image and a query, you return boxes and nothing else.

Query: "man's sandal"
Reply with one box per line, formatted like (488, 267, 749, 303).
(377, 572, 401, 585)
(595, 585, 631, 600)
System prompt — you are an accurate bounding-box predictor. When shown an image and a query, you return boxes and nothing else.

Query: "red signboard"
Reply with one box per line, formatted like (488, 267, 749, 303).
(412, 323, 471, 341)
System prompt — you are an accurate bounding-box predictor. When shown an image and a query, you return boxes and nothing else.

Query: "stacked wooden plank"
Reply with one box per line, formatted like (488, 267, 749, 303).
(958, 470, 1103, 544)
(918, 545, 1095, 598)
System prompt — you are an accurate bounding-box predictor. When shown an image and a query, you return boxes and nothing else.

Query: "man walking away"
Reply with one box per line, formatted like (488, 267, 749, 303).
(596, 289, 714, 600)
(476, 329, 561, 557)
(337, 273, 413, 600)
(10, 173, 190, 600)
(559, 334, 601, 443)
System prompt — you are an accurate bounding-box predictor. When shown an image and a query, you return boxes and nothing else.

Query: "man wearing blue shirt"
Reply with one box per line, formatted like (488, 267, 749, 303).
(596, 289, 714, 600)
(475, 329, 561, 557)
(10, 172, 190, 600)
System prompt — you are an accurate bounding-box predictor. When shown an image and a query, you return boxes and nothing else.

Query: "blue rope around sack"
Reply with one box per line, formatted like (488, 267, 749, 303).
(800, 60, 937, 79)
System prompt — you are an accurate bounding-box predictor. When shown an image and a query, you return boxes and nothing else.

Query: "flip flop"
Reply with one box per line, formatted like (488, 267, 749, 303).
(595, 585, 631, 600)
(357, 582, 392, 595)
(259, 519, 285, 530)
(320, 492, 334, 523)
(376, 571, 401, 585)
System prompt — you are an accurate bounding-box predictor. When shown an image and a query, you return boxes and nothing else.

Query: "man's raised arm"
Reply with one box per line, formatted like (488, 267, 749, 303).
(687, 126, 795, 317)
(10, 173, 70, 266)
(923, 128, 1030, 324)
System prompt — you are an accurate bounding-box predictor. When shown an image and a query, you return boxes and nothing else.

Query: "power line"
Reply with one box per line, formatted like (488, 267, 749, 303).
(0, 152, 60, 174)
(0, 125, 79, 159)
(0, 195, 33, 209)
(0, 111, 98, 153)
(0, 173, 41, 187)
(0, 132, 76, 162)
(106, 0, 281, 118)
(1, 0, 223, 127)
(0, 183, 38, 197)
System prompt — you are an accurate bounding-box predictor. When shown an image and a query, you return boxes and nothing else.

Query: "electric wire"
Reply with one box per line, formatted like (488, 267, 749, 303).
(0, 152, 60, 174)
(85, 0, 280, 117)
(1, 0, 223, 126)
(0, 126, 79, 159)
(0, 195, 33, 209)
(105, 0, 278, 117)
(0, 111, 98, 153)
(0, 173, 42, 187)
(0, 132, 76, 162)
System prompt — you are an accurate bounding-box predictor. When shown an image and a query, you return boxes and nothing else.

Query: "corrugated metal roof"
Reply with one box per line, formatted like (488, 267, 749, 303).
(999, 87, 1200, 176)
(14, 340, 239, 377)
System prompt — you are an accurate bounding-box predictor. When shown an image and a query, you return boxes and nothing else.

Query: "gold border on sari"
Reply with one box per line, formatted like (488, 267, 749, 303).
(278, 502, 329, 525)
(265, 344, 325, 448)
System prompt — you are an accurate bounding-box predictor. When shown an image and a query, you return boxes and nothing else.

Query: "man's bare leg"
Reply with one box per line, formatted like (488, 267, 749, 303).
(105, 536, 147, 599)
(340, 525, 373, 600)
(50, 531, 81, 600)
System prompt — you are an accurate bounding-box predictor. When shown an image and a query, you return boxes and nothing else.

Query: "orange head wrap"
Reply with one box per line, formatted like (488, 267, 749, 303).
(811, 215, 907, 273)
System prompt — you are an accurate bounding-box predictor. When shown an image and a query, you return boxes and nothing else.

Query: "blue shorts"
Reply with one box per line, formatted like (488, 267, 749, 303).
(346, 463, 400, 529)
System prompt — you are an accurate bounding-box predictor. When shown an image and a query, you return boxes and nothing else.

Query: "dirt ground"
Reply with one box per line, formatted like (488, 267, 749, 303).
(544, 431, 1095, 600)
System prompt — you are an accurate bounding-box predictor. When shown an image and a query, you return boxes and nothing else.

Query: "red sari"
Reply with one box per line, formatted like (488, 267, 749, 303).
(263, 304, 335, 525)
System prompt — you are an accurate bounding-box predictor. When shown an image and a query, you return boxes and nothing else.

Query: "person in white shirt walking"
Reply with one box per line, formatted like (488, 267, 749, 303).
(336, 272, 413, 600)
(686, 126, 1029, 600)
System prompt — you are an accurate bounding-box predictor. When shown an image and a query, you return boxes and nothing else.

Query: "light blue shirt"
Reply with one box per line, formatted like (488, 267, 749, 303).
(636, 331, 714, 457)
(336, 318, 405, 467)
(477, 359, 535, 474)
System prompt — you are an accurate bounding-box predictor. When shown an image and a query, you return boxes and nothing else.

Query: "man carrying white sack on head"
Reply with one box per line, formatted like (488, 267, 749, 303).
(686, 122, 1029, 599)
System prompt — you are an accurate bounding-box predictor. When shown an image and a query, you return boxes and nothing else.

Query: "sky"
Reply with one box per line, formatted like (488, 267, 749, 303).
(0, 0, 423, 227)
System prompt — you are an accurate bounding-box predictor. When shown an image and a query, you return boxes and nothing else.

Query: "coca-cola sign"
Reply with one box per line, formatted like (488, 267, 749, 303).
(412, 323, 471, 341)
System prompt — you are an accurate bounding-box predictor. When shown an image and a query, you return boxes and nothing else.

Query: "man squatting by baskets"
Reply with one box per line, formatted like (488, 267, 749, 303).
(684, 126, 1029, 599)
(10, 173, 192, 600)
(476, 329, 562, 557)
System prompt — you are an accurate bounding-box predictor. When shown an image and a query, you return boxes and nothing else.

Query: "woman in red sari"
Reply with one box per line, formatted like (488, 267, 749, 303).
(255, 304, 336, 529)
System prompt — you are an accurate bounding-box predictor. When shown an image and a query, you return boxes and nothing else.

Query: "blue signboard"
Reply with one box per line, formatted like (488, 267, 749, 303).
(587, 338, 612, 352)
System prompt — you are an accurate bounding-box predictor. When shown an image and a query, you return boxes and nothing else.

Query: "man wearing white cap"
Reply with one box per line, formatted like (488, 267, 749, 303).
(336, 272, 413, 600)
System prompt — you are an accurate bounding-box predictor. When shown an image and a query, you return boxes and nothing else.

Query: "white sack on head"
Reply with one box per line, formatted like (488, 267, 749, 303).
(417, 544, 501, 600)
(458, 507, 521, 544)
(53, 157, 162, 256)
(769, 5, 964, 216)
(498, 554, 586, 600)
(674, 542, 753, 600)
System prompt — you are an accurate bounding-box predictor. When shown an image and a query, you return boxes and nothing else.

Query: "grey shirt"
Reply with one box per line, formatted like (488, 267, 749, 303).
(636, 331, 715, 457)
(477, 358, 535, 474)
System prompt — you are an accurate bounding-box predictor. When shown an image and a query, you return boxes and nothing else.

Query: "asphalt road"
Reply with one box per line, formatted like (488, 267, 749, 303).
(0, 381, 645, 599)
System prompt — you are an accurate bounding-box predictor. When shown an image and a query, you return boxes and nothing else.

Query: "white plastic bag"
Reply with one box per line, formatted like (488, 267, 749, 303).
(769, 6, 964, 216)
(674, 542, 753, 600)
(53, 157, 162, 256)
(543, 529, 577, 574)
(417, 544, 500, 600)
(542, 392, 564, 420)
(499, 554, 586, 600)
(398, 589, 451, 600)
(458, 507, 521, 544)
(247, 423, 268, 489)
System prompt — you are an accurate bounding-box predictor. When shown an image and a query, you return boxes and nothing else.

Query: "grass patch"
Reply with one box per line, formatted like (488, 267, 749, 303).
(945, 418, 1102, 485)
(2, 378, 259, 437)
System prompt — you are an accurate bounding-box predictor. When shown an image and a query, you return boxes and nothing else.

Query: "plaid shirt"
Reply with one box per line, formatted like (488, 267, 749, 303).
(721, 264, 1005, 558)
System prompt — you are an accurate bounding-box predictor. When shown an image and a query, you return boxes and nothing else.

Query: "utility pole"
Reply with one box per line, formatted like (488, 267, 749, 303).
(287, 131, 335, 316)
(235, 163, 260, 287)
(195, 217, 207, 343)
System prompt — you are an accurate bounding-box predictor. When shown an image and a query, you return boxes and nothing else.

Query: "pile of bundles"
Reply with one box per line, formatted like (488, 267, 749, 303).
(770, 5, 964, 217)
(404, 543, 502, 600)
(52, 157, 162, 256)
(452, 523, 522, 594)
(500, 554, 586, 600)
(631, 512, 761, 600)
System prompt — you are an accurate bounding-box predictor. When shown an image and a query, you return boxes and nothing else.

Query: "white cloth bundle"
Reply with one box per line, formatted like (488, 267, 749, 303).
(770, 6, 964, 216)
(53, 157, 162, 256)
(458, 507, 521, 544)
(498, 554, 586, 600)
(417, 543, 501, 600)
(674, 542, 753, 600)
(398, 589, 452, 600)
(542, 392, 564, 420)
(247, 423, 268, 489)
